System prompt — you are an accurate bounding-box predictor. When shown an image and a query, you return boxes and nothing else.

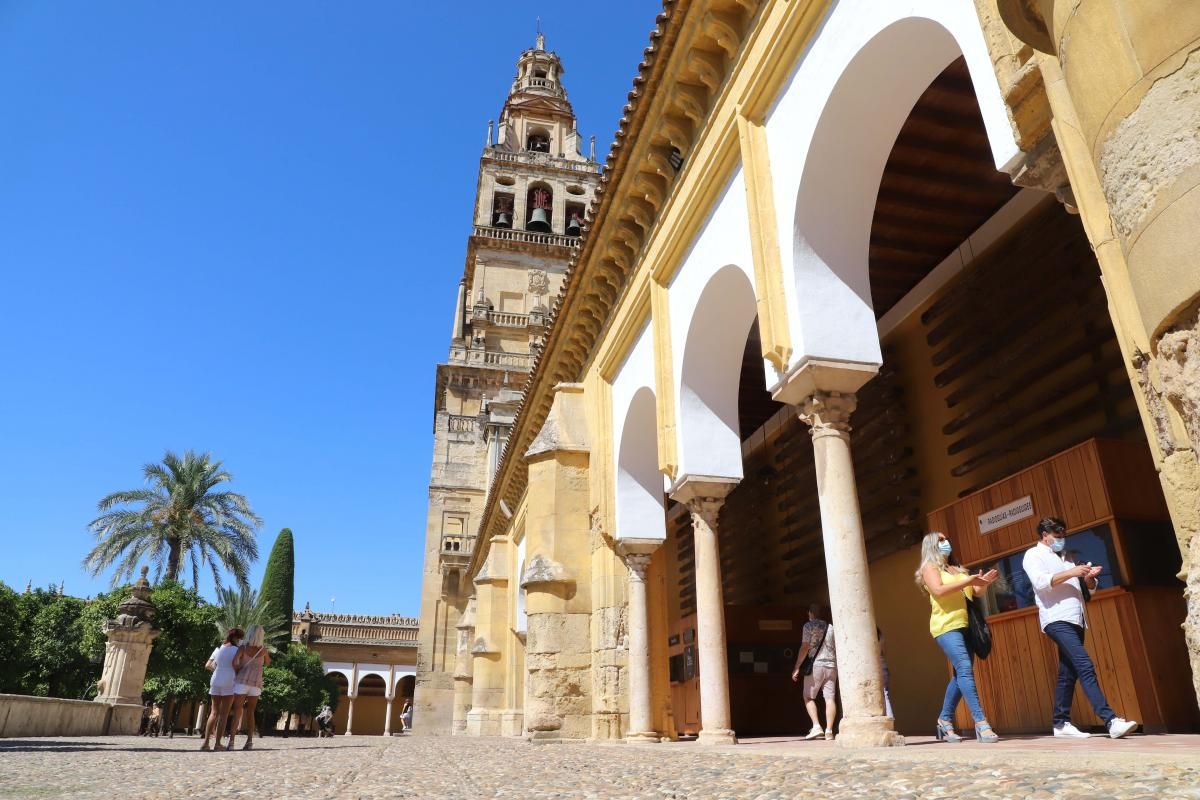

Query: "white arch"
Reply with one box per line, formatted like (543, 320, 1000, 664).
(764, 1, 1021, 374)
(611, 321, 668, 543)
(616, 386, 667, 542)
(676, 263, 759, 480)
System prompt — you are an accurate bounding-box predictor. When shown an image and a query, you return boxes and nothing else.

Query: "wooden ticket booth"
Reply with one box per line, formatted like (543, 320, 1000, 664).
(669, 606, 810, 737)
(928, 438, 1199, 734)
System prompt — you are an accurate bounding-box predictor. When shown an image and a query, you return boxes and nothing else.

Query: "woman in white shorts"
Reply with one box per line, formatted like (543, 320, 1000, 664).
(202, 627, 244, 751)
(229, 624, 271, 750)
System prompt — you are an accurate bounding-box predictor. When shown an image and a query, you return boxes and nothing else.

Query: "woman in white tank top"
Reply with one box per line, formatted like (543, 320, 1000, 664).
(201, 627, 244, 751)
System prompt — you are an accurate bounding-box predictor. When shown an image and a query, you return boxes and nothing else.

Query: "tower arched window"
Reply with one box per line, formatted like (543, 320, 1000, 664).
(492, 192, 513, 228)
(526, 126, 551, 153)
(526, 183, 553, 232)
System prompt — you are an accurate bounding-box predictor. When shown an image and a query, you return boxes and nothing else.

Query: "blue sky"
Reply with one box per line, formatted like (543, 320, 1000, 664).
(0, 1, 660, 614)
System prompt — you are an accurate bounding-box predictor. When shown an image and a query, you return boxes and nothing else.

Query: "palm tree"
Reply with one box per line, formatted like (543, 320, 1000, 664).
(215, 587, 288, 652)
(84, 450, 263, 590)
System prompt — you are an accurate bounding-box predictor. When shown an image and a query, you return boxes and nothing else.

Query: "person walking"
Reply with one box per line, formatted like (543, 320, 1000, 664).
(916, 532, 1000, 743)
(228, 624, 271, 750)
(201, 627, 244, 751)
(790, 603, 838, 740)
(400, 698, 413, 733)
(1021, 516, 1139, 739)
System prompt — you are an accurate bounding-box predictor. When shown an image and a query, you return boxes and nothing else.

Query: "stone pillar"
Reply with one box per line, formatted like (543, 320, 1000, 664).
(452, 597, 476, 735)
(345, 692, 357, 736)
(195, 702, 207, 735)
(94, 567, 160, 712)
(669, 476, 738, 746)
(466, 537, 510, 737)
(384, 692, 395, 736)
(996, 0, 1200, 710)
(620, 545, 661, 743)
(797, 391, 902, 748)
(521, 384, 593, 742)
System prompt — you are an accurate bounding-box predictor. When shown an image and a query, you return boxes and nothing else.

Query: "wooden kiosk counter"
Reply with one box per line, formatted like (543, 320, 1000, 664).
(928, 439, 1198, 734)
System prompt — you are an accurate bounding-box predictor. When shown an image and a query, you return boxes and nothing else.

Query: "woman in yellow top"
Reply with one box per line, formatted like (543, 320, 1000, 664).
(916, 531, 999, 743)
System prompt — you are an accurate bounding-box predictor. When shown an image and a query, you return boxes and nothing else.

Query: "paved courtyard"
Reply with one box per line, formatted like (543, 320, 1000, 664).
(2, 733, 1199, 800)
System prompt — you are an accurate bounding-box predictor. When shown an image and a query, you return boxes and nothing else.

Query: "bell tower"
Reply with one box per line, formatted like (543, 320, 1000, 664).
(414, 34, 602, 735)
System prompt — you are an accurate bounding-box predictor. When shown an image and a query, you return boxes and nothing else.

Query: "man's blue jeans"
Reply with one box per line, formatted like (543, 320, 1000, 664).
(934, 628, 987, 723)
(1043, 621, 1115, 728)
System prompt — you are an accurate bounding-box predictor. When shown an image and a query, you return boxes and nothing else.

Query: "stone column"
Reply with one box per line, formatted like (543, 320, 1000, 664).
(451, 597, 476, 735)
(669, 476, 738, 746)
(798, 391, 902, 747)
(344, 692, 357, 736)
(384, 692, 395, 736)
(94, 567, 160, 723)
(620, 545, 661, 743)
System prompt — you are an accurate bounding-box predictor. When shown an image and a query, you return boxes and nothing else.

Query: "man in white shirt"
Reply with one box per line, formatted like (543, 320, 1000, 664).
(1021, 516, 1138, 739)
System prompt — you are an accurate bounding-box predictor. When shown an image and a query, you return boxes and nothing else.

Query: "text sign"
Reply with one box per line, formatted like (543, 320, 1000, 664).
(978, 495, 1034, 535)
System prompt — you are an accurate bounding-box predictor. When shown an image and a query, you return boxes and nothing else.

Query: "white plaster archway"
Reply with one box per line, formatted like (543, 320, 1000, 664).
(764, 2, 1021, 374)
(616, 386, 667, 542)
(676, 263, 759, 480)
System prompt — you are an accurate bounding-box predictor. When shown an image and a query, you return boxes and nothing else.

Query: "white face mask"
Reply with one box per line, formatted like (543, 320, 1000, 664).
(1049, 537, 1066, 553)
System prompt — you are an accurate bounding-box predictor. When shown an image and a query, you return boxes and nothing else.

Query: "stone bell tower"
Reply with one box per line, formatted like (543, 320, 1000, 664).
(413, 33, 602, 735)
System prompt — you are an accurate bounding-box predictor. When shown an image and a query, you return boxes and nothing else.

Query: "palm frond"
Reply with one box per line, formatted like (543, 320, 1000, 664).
(84, 449, 262, 590)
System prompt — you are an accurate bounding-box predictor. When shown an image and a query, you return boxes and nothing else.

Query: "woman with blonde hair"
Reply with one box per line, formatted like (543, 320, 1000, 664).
(228, 624, 271, 750)
(916, 532, 999, 743)
(202, 627, 244, 751)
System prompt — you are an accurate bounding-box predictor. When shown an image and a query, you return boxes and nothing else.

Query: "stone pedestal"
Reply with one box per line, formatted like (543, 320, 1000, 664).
(94, 567, 159, 708)
(620, 544, 661, 743)
(796, 391, 902, 748)
(670, 476, 739, 746)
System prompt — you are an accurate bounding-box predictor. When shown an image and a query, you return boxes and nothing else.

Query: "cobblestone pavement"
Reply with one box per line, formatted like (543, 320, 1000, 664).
(2, 733, 1200, 800)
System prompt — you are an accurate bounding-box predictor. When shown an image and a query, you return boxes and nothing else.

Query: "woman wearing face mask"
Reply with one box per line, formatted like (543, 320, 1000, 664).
(916, 532, 999, 743)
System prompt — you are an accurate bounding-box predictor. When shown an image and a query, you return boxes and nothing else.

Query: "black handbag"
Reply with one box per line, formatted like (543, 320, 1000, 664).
(962, 592, 992, 660)
(799, 624, 829, 676)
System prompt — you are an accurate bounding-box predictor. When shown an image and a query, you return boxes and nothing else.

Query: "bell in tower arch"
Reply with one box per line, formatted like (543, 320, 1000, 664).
(527, 186, 553, 233)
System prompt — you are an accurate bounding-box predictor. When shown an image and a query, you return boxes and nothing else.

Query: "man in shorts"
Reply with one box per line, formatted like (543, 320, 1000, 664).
(791, 603, 838, 740)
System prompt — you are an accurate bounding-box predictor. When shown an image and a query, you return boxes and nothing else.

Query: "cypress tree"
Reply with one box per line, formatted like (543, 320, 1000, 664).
(259, 528, 295, 648)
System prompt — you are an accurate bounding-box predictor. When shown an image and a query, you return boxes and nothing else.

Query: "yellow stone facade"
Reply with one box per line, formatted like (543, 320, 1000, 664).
(417, 0, 1200, 743)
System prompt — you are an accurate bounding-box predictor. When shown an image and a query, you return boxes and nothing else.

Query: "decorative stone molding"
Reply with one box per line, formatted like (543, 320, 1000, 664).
(470, 636, 499, 656)
(524, 383, 589, 460)
(520, 553, 570, 588)
(528, 268, 549, 296)
(669, 475, 739, 529)
(1133, 348, 1180, 457)
(799, 391, 857, 440)
(1157, 305, 1200, 451)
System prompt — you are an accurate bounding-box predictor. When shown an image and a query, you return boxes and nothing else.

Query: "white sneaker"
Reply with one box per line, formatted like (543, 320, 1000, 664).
(804, 726, 822, 740)
(1108, 717, 1138, 739)
(1053, 722, 1090, 738)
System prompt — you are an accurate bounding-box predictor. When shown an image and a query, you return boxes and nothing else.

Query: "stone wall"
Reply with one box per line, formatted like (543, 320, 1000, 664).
(0, 694, 142, 738)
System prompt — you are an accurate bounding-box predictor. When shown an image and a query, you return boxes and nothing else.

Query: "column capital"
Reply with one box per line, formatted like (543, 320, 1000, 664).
(622, 552, 653, 583)
(669, 475, 738, 527)
(797, 390, 857, 440)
